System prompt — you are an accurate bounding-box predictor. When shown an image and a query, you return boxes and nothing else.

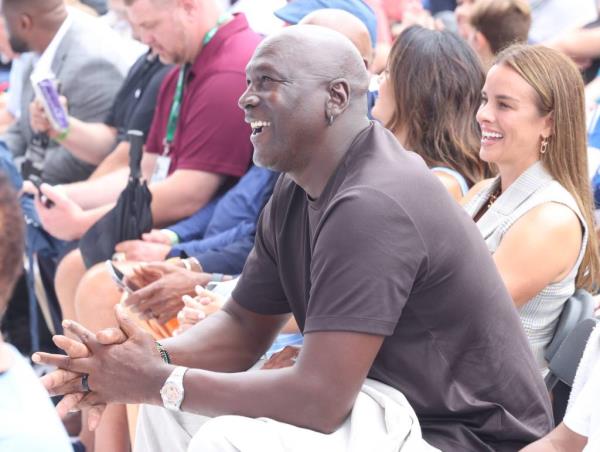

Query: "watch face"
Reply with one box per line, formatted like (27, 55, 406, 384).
(161, 382, 182, 407)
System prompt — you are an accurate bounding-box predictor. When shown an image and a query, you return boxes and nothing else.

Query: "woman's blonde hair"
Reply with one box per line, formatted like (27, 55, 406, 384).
(495, 44, 599, 290)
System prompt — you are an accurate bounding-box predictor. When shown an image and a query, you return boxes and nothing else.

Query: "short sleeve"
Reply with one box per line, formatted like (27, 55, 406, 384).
(125, 65, 171, 139)
(304, 188, 429, 336)
(173, 72, 252, 177)
(145, 68, 176, 155)
(233, 194, 290, 315)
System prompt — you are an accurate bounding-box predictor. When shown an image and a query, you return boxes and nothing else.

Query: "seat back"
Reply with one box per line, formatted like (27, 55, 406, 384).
(545, 317, 599, 390)
(544, 289, 596, 363)
(544, 317, 599, 424)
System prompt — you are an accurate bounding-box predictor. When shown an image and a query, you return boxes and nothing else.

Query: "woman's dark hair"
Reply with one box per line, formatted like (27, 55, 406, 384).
(0, 172, 24, 320)
(385, 26, 489, 185)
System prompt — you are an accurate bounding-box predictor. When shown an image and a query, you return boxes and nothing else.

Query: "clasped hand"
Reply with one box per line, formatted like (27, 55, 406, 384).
(33, 305, 170, 430)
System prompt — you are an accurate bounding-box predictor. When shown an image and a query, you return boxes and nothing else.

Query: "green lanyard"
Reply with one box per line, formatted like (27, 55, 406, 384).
(163, 13, 232, 155)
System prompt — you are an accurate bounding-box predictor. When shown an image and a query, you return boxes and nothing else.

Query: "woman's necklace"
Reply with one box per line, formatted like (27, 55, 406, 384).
(487, 185, 502, 209)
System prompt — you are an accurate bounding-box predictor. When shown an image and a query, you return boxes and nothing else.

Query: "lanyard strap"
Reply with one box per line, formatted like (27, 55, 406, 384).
(163, 13, 232, 154)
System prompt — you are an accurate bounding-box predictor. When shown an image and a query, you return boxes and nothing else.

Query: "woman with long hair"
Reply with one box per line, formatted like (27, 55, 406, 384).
(463, 44, 600, 369)
(372, 25, 489, 200)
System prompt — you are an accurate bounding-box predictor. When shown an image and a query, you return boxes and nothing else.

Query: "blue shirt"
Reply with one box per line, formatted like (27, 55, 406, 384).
(0, 344, 71, 452)
(167, 166, 278, 274)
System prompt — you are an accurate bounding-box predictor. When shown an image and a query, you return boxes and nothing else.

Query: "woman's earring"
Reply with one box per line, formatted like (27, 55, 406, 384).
(540, 136, 549, 154)
(327, 114, 334, 126)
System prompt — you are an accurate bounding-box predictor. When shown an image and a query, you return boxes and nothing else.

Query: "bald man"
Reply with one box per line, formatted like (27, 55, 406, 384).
(300, 8, 374, 69)
(37, 25, 552, 451)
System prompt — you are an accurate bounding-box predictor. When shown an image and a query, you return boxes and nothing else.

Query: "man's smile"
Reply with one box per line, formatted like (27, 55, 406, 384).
(250, 120, 272, 136)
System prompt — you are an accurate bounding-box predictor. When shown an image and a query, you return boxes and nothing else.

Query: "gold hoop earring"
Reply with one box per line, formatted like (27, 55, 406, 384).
(540, 136, 549, 154)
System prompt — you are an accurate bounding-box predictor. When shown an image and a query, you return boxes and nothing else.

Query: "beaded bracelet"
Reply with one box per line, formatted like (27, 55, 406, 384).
(156, 341, 171, 364)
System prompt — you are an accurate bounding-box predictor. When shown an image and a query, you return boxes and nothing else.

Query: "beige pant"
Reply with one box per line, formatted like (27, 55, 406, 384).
(134, 378, 439, 452)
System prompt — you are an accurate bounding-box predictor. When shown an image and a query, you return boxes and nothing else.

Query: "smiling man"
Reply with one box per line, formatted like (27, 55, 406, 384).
(37, 25, 552, 452)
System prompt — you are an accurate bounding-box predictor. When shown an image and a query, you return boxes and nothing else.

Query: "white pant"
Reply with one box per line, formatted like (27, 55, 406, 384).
(134, 378, 439, 452)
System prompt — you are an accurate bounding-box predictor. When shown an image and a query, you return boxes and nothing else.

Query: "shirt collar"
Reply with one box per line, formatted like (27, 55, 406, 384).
(31, 11, 73, 79)
(189, 13, 249, 78)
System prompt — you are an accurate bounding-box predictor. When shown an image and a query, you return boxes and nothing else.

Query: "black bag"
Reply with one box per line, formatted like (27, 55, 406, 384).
(79, 130, 153, 268)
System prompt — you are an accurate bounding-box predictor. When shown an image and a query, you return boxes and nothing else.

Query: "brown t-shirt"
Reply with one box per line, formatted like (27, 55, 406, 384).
(233, 123, 553, 450)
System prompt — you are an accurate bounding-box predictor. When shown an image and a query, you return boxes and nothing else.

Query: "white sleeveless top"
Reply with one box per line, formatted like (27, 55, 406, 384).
(463, 161, 588, 369)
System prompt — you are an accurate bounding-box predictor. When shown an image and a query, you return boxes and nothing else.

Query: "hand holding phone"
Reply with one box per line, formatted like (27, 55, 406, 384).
(30, 176, 55, 208)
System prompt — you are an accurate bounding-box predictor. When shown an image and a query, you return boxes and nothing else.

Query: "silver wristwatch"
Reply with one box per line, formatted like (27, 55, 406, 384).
(160, 366, 189, 411)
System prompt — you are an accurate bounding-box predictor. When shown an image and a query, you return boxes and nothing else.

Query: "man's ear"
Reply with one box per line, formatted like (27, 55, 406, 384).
(471, 31, 488, 53)
(20, 13, 33, 32)
(325, 78, 350, 121)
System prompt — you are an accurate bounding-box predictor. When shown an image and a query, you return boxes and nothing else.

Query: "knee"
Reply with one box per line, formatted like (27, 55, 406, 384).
(55, 249, 85, 290)
(74, 263, 121, 327)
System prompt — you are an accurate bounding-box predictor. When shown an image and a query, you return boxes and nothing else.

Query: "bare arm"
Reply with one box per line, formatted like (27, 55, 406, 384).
(46, 298, 381, 433)
(61, 152, 157, 210)
(148, 169, 224, 228)
(433, 171, 463, 202)
(49, 116, 118, 165)
(546, 27, 600, 60)
(493, 203, 583, 308)
(163, 298, 289, 372)
(160, 300, 382, 432)
(521, 422, 587, 452)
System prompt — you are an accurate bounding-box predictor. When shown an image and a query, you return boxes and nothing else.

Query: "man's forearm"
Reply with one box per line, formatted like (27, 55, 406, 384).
(73, 203, 115, 239)
(63, 168, 129, 209)
(162, 304, 281, 373)
(51, 118, 117, 165)
(150, 325, 371, 434)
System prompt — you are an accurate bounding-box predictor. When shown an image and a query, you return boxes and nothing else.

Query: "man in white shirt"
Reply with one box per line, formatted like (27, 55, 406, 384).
(523, 324, 600, 452)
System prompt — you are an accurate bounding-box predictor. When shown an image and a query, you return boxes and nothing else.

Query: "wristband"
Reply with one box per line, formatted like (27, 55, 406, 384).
(156, 341, 171, 364)
(161, 229, 180, 245)
(55, 127, 70, 142)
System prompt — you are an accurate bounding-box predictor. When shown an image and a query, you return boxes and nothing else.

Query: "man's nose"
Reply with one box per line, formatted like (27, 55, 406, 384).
(238, 87, 259, 111)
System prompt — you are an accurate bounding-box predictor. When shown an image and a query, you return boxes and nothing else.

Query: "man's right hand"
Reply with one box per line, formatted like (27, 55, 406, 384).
(39, 325, 127, 431)
(29, 99, 52, 134)
(26, 182, 89, 241)
(29, 96, 69, 136)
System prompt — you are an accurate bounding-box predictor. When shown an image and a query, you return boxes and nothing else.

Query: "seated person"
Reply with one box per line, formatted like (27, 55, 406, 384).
(66, 165, 278, 332)
(31, 0, 260, 321)
(467, 0, 531, 69)
(522, 323, 600, 451)
(1, 0, 132, 186)
(372, 26, 489, 200)
(462, 44, 600, 370)
(0, 173, 71, 452)
(37, 25, 552, 451)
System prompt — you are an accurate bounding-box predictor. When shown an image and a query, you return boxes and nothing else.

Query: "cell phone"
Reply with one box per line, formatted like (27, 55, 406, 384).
(105, 260, 138, 293)
(31, 76, 69, 133)
(29, 176, 55, 208)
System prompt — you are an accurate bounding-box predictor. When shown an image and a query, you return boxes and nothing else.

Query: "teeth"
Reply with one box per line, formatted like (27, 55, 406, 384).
(250, 121, 271, 129)
(482, 131, 503, 139)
